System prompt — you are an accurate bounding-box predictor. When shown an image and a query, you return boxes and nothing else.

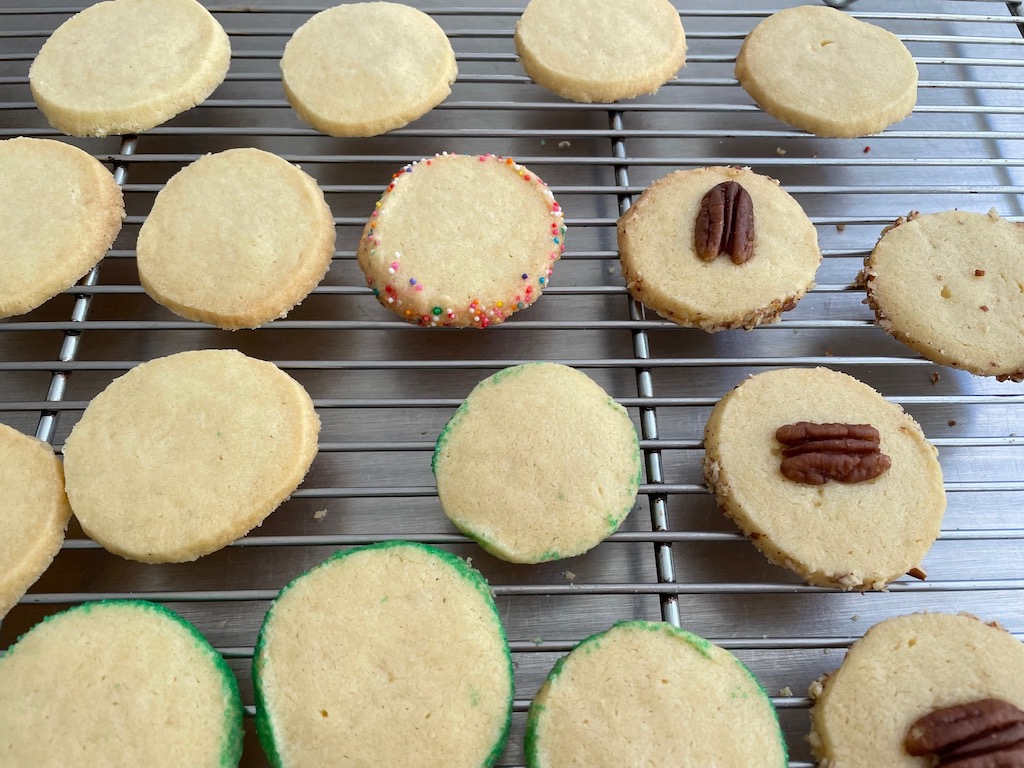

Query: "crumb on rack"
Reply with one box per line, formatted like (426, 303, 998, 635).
(836, 223, 846, 232)
(562, 570, 576, 581)
(775, 147, 787, 156)
(780, 686, 793, 697)
(851, 614, 860, 622)
(558, 140, 571, 149)
(948, 419, 957, 427)
(930, 372, 940, 385)
(313, 509, 327, 520)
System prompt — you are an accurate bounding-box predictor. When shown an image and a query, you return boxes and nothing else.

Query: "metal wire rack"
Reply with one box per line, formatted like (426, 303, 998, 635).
(2, 1, 1024, 765)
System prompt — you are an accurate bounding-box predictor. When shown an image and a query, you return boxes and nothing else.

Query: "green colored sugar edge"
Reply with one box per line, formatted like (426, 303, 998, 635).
(252, 540, 514, 768)
(523, 620, 787, 768)
(2, 599, 243, 768)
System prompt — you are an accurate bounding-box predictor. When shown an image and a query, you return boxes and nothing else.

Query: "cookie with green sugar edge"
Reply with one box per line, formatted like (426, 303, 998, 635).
(525, 620, 787, 767)
(433, 362, 641, 564)
(253, 541, 513, 768)
(0, 599, 243, 767)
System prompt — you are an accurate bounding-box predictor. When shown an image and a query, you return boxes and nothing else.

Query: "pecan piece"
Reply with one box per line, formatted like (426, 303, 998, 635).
(776, 422, 890, 485)
(776, 422, 879, 445)
(694, 180, 754, 265)
(905, 699, 1024, 767)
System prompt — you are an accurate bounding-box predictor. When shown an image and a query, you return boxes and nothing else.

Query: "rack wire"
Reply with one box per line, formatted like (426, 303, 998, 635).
(1, 2, 1023, 766)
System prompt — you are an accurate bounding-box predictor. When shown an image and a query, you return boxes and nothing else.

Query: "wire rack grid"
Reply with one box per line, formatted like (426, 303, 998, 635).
(2, 1, 1024, 766)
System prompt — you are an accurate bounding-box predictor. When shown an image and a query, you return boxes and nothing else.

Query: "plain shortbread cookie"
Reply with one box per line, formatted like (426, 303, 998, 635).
(618, 166, 821, 331)
(809, 612, 1024, 768)
(281, 2, 457, 137)
(29, 0, 230, 137)
(0, 600, 243, 767)
(137, 148, 336, 330)
(0, 137, 123, 319)
(515, 0, 686, 103)
(0, 424, 72, 620)
(703, 367, 946, 590)
(62, 349, 320, 563)
(433, 363, 641, 563)
(253, 541, 513, 768)
(735, 6, 917, 138)
(864, 209, 1024, 382)
(525, 621, 787, 767)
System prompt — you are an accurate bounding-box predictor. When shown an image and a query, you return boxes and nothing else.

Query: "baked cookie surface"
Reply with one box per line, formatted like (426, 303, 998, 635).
(0, 137, 123, 319)
(253, 541, 513, 768)
(810, 612, 1024, 768)
(515, 0, 686, 103)
(29, 0, 230, 137)
(281, 2, 457, 137)
(0, 424, 72, 620)
(357, 153, 565, 327)
(137, 148, 336, 330)
(865, 209, 1024, 382)
(703, 367, 945, 590)
(433, 363, 641, 563)
(526, 621, 787, 768)
(618, 166, 820, 331)
(735, 6, 917, 138)
(0, 600, 243, 768)
(62, 349, 320, 563)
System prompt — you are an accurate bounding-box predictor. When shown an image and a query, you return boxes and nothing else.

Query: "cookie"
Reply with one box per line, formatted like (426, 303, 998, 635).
(62, 349, 320, 563)
(0, 600, 243, 767)
(735, 6, 917, 138)
(0, 425, 72, 620)
(703, 367, 946, 591)
(357, 153, 565, 328)
(809, 612, 1024, 768)
(525, 621, 787, 767)
(137, 148, 336, 330)
(433, 363, 641, 563)
(618, 166, 820, 331)
(254, 541, 513, 767)
(0, 137, 123, 319)
(29, 0, 230, 137)
(515, 0, 686, 103)
(864, 209, 1024, 382)
(281, 2, 457, 137)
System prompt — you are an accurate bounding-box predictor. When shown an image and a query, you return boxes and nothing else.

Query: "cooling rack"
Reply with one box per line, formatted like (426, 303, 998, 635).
(2, 1, 1024, 765)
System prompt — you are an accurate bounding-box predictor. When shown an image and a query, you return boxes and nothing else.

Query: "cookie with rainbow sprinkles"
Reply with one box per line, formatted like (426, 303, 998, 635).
(356, 152, 565, 327)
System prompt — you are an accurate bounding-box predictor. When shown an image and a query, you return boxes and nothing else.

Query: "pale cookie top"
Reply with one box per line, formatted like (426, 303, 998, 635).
(281, 2, 457, 137)
(810, 612, 1024, 768)
(0, 137, 123, 319)
(254, 542, 513, 768)
(433, 363, 641, 563)
(137, 148, 336, 330)
(0, 424, 71, 620)
(0, 600, 243, 768)
(526, 621, 787, 767)
(618, 166, 821, 331)
(703, 367, 946, 591)
(62, 349, 320, 563)
(29, 0, 230, 137)
(357, 153, 565, 328)
(735, 6, 917, 138)
(515, 0, 686, 103)
(865, 209, 1024, 382)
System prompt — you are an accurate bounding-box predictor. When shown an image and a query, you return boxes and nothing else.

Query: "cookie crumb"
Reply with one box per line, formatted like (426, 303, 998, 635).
(312, 509, 327, 520)
(775, 147, 787, 156)
(975, 269, 986, 277)
(863, 146, 871, 153)
(930, 372, 940, 385)
(779, 686, 793, 697)
(835, 223, 846, 232)
(980, 305, 989, 312)
(562, 570, 576, 581)
(532, 636, 544, 645)
(908, 566, 927, 580)
(557, 140, 571, 149)
(824, 348, 833, 357)
(851, 614, 860, 622)
(465, 556, 473, 568)
(948, 419, 957, 427)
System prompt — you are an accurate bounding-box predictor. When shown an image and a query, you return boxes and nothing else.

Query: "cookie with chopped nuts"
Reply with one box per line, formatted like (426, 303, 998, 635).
(865, 209, 1024, 382)
(618, 166, 820, 331)
(702, 367, 945, 591)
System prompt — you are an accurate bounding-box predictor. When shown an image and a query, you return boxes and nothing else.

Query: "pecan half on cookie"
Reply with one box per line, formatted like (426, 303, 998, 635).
(905, 698, 1024, 766)
(776, 422, 891, 485)
(694, 180, 754, 264)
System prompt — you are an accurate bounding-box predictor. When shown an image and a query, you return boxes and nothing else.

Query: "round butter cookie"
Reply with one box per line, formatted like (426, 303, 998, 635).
(137, 148, 336, 330)
(29, 0, 230, 137)
(735, 6, 917, 138)
(864, 209, 1024, 382)
(357, 153, 565, 328)
(526, 621, 787, 767)
(515, 0, 686, 103)
(0, 424, 72, 620)
(810, 612, 1024, 768)
(0, 600, 243, 767)
(703, 367, 945, 591)
(62, 349, 320, 563)
(0, 137, 123, 319)
(254, 541, 513, 768)
(281, 3, 457, 137)
(433, 363, 641, 564)
(618, 166, 820, 331)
